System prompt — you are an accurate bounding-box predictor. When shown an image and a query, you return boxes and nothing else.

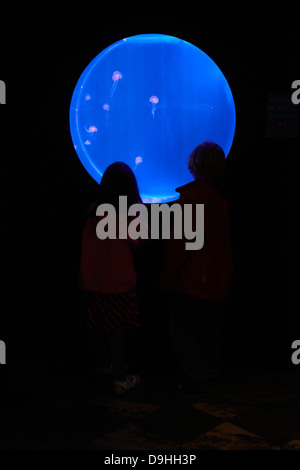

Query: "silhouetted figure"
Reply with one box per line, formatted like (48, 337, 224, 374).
(161, 141, 233, 391)
(78, 162, 144, 394)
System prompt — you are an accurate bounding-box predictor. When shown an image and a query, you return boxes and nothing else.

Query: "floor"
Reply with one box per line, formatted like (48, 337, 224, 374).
(1, 363, 300, 452)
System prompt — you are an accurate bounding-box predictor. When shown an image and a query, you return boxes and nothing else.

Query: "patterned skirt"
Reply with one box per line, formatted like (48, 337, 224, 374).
(82, 288, 141, 333)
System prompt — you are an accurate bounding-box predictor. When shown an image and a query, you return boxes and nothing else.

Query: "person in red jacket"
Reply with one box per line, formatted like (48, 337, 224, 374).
(160, 141, 233, 391)
(78, 162, 144, 394)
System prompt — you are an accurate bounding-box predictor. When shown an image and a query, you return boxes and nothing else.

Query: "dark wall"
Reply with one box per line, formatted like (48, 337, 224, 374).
(1, 12, 298, 371)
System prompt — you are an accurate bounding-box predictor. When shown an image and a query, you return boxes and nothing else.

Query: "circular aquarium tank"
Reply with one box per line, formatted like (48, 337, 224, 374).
(70, 34, 236, 202)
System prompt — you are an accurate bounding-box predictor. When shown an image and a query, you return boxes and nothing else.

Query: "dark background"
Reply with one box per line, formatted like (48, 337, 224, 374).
(0, 9, 298, 374)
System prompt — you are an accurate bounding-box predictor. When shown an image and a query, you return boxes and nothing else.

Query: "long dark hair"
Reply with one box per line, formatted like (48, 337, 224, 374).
(89, 162, 142, 215)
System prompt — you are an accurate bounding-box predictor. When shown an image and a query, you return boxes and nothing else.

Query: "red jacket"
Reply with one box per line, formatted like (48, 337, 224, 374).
(78, 214, 141, 294)
(160, 179, 233, 301)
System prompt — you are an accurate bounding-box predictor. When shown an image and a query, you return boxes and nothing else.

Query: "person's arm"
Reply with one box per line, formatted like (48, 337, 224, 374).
(160, 237, 187, 294)
(159, 195, 189, 294)
(127, 212, 151, 250)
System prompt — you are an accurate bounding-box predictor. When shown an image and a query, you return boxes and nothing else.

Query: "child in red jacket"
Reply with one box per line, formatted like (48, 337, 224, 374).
(161, 141, 233, 391)
(78, 162, 144, 394)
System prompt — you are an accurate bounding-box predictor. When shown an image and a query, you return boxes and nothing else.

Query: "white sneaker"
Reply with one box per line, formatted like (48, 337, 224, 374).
(113, 375, 140, 394)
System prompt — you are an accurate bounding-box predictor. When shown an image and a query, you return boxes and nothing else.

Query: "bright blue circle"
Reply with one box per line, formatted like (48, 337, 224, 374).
(70, 34, 236, 202)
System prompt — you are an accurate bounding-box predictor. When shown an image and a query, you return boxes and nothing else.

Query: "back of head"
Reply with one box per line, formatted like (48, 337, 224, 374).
(188, 141, 226, 186)
(98, 161, 142, 208)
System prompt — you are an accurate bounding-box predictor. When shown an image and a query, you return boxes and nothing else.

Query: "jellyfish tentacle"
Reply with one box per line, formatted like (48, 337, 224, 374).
(110, 71, 122, 98)
(102, 103, 110, 126)
(149, 95, 159, 118)
(110, 82, 117, 98)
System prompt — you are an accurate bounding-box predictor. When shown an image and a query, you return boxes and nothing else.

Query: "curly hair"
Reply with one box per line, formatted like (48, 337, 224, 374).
(188, 141, 226, 185)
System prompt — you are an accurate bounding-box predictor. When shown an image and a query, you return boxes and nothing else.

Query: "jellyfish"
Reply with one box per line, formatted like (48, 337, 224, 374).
(85, 125, 97, 133)
(149, 95, 159, 118)
(84, 140, 91, 145)
(110, 71, 122, 97)
(102, 103, 110, 126)
(133, 156, 143, 170)
(85, 94, 92, 101)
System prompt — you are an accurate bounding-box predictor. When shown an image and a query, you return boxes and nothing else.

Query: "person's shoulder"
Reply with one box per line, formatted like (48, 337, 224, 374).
(176, 179, 214, 200)
(176, 180, 199, 202)
(177, 180, 227, 211)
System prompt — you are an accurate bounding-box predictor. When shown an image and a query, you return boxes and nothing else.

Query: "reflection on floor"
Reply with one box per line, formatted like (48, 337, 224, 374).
(0, 364, 300, 451)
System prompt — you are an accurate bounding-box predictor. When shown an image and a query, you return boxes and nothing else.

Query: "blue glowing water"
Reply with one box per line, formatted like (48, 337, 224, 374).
(70, 34, 236, 202)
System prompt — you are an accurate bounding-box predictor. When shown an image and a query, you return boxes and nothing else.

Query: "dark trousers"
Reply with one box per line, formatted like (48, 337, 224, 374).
(169, 294, 221, 384)
(89, 328, 127, 381)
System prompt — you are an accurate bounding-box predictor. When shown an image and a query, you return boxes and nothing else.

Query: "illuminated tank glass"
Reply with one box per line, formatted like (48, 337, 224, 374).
(69, 34, 236, 202)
